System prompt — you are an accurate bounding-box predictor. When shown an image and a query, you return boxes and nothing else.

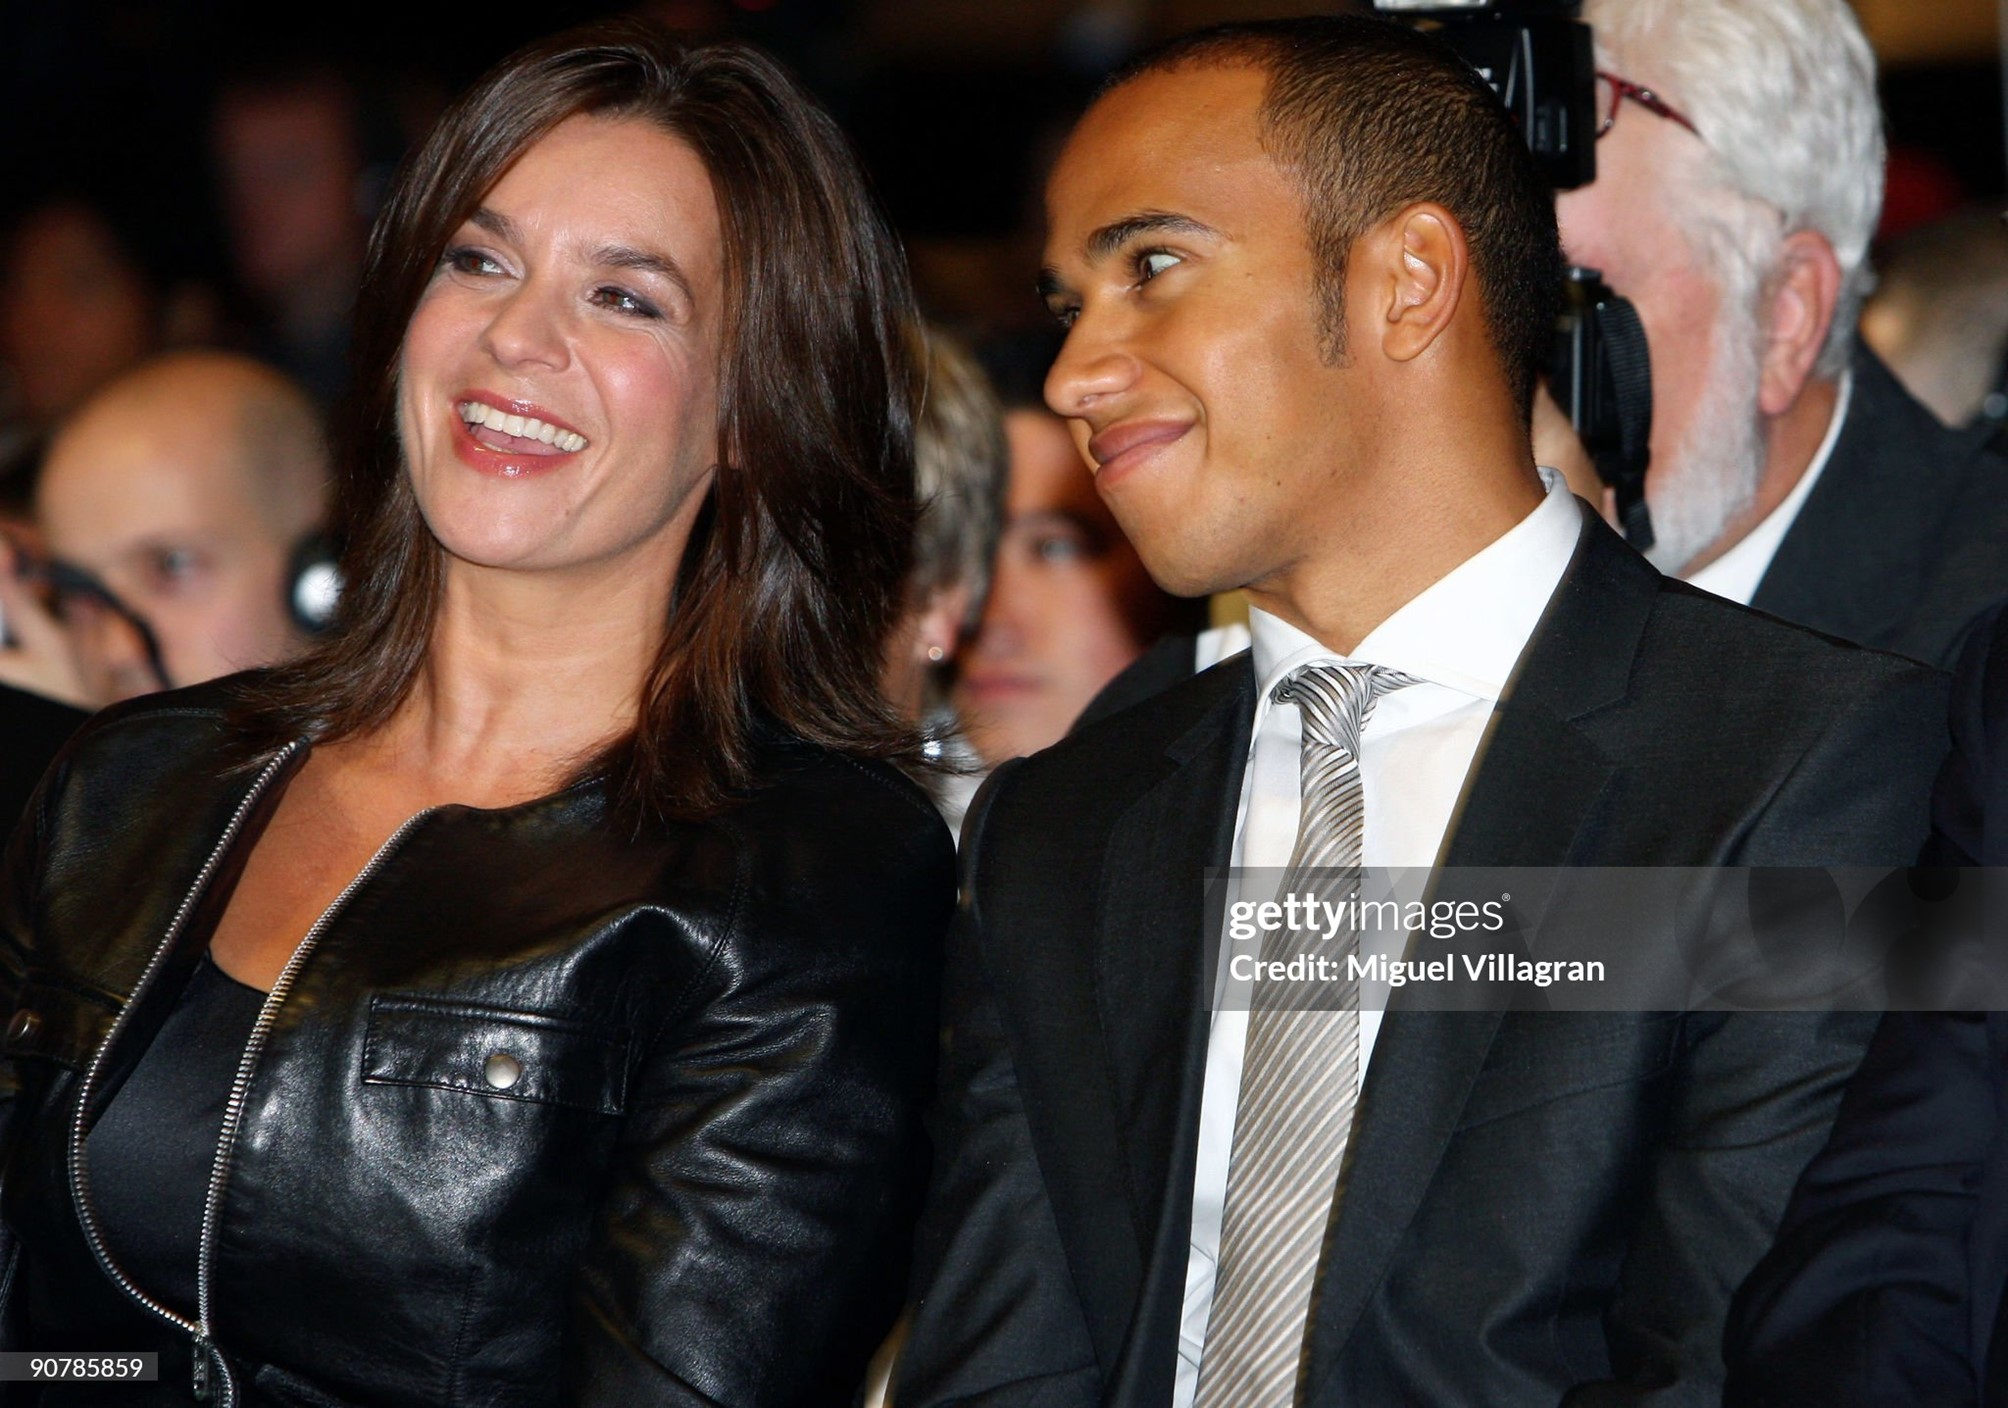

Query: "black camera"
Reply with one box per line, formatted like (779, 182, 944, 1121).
(1375, 0, 1657, 549)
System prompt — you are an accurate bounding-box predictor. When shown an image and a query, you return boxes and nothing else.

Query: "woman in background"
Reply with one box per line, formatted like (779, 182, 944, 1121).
(0, 22, 951, 1406)
(885, 324, 1007, 835)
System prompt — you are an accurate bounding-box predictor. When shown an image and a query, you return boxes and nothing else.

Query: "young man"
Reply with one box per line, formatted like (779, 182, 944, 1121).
(897, 18, 1946, 1406)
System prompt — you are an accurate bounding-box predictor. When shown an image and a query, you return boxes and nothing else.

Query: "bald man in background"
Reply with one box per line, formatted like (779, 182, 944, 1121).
(0, 350, 329, 710)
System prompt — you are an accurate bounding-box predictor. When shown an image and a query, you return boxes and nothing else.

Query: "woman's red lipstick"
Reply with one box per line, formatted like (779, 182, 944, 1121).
(451, 393, 589, 478)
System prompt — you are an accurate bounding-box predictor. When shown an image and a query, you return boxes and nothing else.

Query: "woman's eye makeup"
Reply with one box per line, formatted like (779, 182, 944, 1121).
(589, 285, 662, 319)
(441, 246, 503, 276)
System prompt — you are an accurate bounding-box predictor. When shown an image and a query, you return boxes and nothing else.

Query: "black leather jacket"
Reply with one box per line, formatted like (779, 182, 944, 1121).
(0, 683, 954, 1406)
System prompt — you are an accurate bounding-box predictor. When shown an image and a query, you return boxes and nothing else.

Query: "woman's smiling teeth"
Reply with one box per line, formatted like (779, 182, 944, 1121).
(458, 400, 589, 452)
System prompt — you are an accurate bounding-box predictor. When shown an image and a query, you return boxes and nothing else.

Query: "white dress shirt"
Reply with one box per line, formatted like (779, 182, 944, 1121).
(1686, 370, 1853, 606)
(1171, 468, 1582, 1407)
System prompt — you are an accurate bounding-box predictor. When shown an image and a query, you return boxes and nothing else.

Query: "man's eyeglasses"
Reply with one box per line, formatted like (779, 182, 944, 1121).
(1595, 71, 1702, 142)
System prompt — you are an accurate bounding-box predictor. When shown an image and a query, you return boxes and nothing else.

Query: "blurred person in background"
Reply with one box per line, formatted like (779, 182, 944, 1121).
(0, 195, 164, 492)
(1861, 204, 2008, 437)
(213, 63, 370, 408)
(953, 332, 1205, 766)
(1552, 0, 2008, 668)
(0, 351, 330, 709)
(885, 324, 1007, 834)
(863, 323, 1009, 1406)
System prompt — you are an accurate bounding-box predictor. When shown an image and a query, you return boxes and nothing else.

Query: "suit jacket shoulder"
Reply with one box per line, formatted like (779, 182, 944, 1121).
(1754, 345, 2008, 667)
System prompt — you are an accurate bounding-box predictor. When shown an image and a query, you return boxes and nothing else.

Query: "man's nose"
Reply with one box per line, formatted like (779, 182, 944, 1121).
(1044, 321, 1140, 423)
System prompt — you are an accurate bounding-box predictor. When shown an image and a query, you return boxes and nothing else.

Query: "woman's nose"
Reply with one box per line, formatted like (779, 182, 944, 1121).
(480, 282, 571, 373)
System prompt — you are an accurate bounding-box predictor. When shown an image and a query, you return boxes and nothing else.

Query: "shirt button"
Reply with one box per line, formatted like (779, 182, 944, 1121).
(483, 1051, 524, 1090)
(6, 1009, 38, 1044)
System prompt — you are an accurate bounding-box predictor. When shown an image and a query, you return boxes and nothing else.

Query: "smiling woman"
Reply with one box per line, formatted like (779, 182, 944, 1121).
(0, 20, 951, 1408)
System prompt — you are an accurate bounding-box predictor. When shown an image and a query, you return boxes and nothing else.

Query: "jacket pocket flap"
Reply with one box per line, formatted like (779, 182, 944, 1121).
(3, 979, 117, 1070)
(362, 997, 629, 1115)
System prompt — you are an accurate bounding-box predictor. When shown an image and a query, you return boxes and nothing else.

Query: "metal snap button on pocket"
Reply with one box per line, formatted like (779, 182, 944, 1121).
(7, 1009, 40, 1044)
(483, 1051, 524, 1090)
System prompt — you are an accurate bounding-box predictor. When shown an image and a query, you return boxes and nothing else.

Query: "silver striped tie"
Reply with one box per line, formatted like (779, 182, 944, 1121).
(1195, 662, 1417, 1408)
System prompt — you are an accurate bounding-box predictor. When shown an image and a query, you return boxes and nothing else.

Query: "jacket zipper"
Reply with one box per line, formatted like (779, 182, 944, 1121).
(188, 805, 437, 1406)
(64, 740, 437, 1406)
(64, 744, 301, 1395)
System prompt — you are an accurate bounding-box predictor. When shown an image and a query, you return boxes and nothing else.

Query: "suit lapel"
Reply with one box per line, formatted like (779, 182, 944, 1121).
(1304, 512, 1654, 1399)
(1099, 658, 1255, 1221)
(1749, 347, 1934, 649)
(1084, 658, 1255, 1380)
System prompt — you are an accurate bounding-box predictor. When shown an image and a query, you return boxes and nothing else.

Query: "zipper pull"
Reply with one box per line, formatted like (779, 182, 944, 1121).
(192, 1336, 212, 1402)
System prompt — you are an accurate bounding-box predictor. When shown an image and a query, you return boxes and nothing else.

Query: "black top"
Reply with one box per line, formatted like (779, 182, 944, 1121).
(86, 954, 266, 1319)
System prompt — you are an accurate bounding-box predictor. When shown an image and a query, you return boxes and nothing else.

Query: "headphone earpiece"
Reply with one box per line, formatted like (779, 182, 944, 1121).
(286, 532, 344, 635)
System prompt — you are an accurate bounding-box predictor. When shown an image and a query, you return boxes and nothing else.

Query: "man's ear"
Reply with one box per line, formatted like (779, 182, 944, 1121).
(1368, 203, 1470, 366)
(1758, 228, 1842, 416)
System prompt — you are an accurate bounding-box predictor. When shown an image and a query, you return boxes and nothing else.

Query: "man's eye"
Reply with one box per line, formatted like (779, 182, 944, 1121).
(442, 247, 503, 277)
(590, 286, 661, 319)
(1135, 250, 1182, 283)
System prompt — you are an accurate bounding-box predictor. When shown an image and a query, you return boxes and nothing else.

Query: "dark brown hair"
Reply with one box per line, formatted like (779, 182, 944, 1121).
(233, 20, 922, 817)
(1112, 16, 1563, 417)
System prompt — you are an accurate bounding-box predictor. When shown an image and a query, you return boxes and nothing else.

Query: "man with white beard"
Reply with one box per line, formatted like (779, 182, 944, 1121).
(1553, 0, 2008, 668)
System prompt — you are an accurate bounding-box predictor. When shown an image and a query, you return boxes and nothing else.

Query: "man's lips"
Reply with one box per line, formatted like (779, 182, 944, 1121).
(1086, 420, 1191, 481)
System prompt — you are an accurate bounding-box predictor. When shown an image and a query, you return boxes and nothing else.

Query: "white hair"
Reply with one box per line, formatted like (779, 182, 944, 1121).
(1644, 215, 1770, 573)
(1583, 0, 1886, 378)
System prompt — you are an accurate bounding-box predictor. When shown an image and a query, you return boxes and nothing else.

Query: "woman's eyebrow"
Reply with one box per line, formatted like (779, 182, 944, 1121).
(463, 207, 695, 305)
(589, 244, 695, 305)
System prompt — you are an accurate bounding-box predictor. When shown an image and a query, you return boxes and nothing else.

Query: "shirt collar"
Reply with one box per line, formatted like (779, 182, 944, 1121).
(1685, 368, 1854, 606)
(1249, 466, 1581, 710)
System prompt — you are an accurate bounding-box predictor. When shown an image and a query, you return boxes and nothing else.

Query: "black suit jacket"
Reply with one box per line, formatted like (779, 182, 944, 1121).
(1724, 602, 2008, 1407)
(0, 684, 83, 842)
(1749, 347, 2008, 669)
(897, 514, 1948, 1407)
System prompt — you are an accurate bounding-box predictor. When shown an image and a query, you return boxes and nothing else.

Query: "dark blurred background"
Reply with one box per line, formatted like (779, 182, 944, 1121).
(0, 0, 2000, 423)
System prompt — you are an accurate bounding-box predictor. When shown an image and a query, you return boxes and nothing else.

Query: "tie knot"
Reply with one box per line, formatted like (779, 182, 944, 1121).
(1273, 662, 1417, 757)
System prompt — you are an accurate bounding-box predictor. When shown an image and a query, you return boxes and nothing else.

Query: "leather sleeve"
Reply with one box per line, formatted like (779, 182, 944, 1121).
(566, 780, 954, 1407)
(0, 721, 67, 1354)
(894, 762, 1103, 1408)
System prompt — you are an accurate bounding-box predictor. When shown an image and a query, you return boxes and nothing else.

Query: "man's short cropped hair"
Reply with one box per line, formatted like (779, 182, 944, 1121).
(1583, 0, 1883, 380)
(1109, 15, 1564, 417)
